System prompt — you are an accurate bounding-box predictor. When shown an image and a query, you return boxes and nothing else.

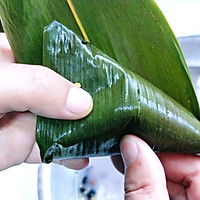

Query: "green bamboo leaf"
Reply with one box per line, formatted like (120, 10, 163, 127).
(0, 0, 199, 118)
(37, 21, 200, 163)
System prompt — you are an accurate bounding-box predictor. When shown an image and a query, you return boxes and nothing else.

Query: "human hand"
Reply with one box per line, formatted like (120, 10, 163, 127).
(112, 135, 200, 200)
(0, 33, 92, 171)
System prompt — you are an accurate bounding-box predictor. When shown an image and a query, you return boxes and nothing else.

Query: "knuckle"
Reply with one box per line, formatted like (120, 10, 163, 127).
(125, 182, 155, 200)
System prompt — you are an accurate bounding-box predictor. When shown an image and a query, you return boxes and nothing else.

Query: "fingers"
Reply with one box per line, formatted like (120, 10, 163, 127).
(0, 35, 92, 170)
(166, 180, 187, 200)
(0, 33, 92, 170)
(158, 153, 200, 200)
(0, 64, 93, 119)
(0, 112, 39, 170)
(0, 110, 89, 171)
(120, 135, 169, 200)
(0, 33, 15, 63)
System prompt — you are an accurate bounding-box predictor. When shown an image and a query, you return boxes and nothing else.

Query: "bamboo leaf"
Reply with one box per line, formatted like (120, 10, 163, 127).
(0, 0, 199, 118)
(37, 21, 200, 163)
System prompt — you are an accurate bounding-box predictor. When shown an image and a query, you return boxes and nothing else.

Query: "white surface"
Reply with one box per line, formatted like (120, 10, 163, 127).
(155, 0, 200, 37)
(75, 157, 124, 200)
(0, 164, 38, 200)
(32, 158, 124, 200)
(38, 164, 52, 200)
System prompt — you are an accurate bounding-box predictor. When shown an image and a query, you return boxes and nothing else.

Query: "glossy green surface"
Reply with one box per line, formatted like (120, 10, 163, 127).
(0, 0, 199, 118)
(37, 21, 200, 163)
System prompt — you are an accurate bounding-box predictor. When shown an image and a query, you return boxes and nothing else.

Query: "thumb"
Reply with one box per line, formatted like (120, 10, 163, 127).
(0, 64, 93, 119)
(120, 135, 169, 200)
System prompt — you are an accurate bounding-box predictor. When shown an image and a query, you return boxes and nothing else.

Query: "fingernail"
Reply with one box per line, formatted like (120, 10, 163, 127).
(66, 87, 93, 118)
(120, 137, 138, 167)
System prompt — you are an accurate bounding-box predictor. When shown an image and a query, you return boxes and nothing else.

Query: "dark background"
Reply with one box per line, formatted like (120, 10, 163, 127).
(0, 21, 3, 32)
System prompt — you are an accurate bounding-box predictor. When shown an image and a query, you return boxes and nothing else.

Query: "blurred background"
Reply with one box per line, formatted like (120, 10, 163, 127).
(0, 0, 199, 199)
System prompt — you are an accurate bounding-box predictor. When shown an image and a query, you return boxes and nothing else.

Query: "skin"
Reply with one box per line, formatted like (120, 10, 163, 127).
(1, 33, 200, 199)
(113, 135, 200, 200)
(0, 33, 92, 170)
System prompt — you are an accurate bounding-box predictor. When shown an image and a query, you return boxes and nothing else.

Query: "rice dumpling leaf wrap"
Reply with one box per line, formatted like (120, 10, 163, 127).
(37, 21, 200, 163)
